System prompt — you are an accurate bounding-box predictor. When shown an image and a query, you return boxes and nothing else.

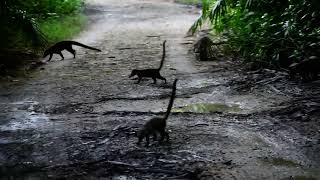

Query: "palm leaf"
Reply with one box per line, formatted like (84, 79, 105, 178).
(188, 0, 212, 35)
(188, 0, 229, 35)
(188, 0, 259, 35)
(245, 0, 253, 8)
(208, 0, 228, 23)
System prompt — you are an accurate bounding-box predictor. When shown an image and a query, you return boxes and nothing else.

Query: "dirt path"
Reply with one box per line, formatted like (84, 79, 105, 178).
(1, 0, 320, 179)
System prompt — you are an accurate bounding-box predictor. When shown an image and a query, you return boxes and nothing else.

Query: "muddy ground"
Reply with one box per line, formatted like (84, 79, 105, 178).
(0, 0, 320, 179)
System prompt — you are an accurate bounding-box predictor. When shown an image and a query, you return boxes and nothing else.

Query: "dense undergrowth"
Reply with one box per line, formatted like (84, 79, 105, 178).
(191, 0, 320, 69)
(0, 0, 85, 53)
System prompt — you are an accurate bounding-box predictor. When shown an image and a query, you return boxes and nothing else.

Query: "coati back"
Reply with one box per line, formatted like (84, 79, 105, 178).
(137, 79, 178, 146)
(43, 41, 101, 61)
(289, 56, 320, 81)
(129, 40, 167, 84)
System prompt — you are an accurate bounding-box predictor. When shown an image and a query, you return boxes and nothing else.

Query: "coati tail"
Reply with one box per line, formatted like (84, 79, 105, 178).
(164, 79, 177, 119)
(71, 41, 102, 52)
(158, 40, 166, 70)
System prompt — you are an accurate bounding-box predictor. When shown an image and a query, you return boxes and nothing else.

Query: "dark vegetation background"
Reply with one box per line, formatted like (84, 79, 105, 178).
(0, 0, 85, 74)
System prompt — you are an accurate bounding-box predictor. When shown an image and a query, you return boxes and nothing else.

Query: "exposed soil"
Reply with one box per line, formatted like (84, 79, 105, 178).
(0, 0, 319, 179)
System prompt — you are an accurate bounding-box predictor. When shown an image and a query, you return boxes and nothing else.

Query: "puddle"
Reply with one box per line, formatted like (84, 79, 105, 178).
(0, 100, 53, 131)
(172, 103, 241, 113)
(1, 111, 52, 131)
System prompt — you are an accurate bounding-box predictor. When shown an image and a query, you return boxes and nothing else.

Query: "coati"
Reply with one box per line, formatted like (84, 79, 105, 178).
(137, 79, 178, 146)
(129, 40, 167, 84)
(43, 41, 101, 61)
(194, 36, 215, 61)
(289, 56, 320, 81)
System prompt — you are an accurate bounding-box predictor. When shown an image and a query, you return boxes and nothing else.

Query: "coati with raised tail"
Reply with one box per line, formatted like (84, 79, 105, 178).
(137, 79, 178, 147)
(43, 41, 101, 61)
(129, 40, 167, 84)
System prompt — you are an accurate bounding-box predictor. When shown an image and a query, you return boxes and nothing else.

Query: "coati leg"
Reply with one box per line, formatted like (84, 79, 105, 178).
(158, 75, 167, 84)
(145, 134, 150, 147)
(165, 131, 169, 141)
(135, 77, 142, 84)
(160, 130, 169, 142)
(152, 77, 157, 84)
(48, 54, 53, 61)
(302, 72, 311, 81)
(58, 52, 64, 60)
(153, 132, 157, 141)
(309, 72, 317, 80)
(306, 73, 312, 81)
(66, 47, 76, 58)
(137, 134, 143, 145)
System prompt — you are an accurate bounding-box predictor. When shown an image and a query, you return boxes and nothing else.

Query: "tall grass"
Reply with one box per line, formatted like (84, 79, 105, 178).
(39, 15, 87, 43)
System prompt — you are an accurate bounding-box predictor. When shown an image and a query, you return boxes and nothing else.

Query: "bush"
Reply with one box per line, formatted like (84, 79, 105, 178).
(0, 0, 84, 52)
(191, 0, 320, 69)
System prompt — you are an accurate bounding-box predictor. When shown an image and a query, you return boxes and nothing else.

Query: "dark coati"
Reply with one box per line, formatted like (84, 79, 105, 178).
(137, 79, 178, 146)
(289, 56, 320, 81)
(194, 36, 215, 61)
(43, 41, 101, 61)
(129, 40, 167, 84)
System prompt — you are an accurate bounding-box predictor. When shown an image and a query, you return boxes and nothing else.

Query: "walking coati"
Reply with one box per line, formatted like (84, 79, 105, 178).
(43, 41, 101, 61)
(137, 79, 178, 146)
(129, 40, 167, 84)
(289, 56, 320, 81)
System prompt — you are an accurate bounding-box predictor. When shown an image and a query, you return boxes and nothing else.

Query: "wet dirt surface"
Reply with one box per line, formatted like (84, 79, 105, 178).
(1, 0, 320, 179)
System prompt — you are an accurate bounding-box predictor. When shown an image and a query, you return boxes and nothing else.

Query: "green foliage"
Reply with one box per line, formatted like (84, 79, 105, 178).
(0, 0, 84, 52)
(0, 0, 47, 50)
(14, 0, 83, 19)
(191, 0, 320, 69)
(38, 15, 86, 42)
